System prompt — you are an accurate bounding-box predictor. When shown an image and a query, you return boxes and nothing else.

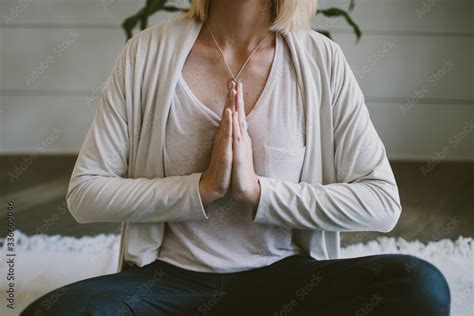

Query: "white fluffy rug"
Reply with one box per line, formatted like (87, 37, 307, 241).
(0, 230, 472, 316)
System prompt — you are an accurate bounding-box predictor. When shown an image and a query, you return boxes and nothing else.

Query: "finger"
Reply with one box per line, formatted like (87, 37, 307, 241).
(231, 87, 237, 113)
(216, 108, 230, 144)
(219, 82, 236, 135)
(220, 90, 229, 118)
(232, 111, 238, 153)
(225, 108, 232, 140)
(221, 82, 233, 118)
(229, 81, 237, 111)
(217, 107, 226, 135)
(229, 80, 236, 95)
(233, 110, 242, 143)
(236, 82, 247, 129)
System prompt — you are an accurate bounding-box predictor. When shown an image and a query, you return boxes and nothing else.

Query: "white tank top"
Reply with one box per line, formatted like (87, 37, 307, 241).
(158, 32, 306, 273)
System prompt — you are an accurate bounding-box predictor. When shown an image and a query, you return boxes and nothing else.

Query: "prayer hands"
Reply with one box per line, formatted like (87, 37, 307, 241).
(199, 81, 261, 210)
(229, 81, 261, 207)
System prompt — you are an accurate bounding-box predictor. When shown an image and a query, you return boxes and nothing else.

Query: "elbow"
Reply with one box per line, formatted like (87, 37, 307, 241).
(66, 185, 94, 224)
(378, 197, 402, 233)
(365, 180, 402, 233)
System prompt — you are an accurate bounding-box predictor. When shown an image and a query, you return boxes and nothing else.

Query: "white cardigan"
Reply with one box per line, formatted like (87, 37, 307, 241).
(66, 13, 402, 272)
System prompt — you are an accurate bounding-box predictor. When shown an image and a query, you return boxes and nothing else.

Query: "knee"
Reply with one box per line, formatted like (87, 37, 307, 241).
(20, 285, 102, 316)
(395, 254, 451, 314)
(20, 286, 83, 315)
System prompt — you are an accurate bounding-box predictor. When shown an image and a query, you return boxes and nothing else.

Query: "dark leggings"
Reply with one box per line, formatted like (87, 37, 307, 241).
(21, 253, 450, 316)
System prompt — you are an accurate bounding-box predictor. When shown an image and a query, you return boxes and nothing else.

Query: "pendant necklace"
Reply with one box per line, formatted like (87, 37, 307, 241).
(205, 20, 271, 86)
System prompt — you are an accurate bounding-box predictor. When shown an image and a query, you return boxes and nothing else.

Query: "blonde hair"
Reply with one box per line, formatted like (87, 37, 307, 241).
(184, 0, 318, 34)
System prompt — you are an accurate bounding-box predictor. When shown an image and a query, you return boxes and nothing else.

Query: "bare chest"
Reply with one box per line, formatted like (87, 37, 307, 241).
(181, 40, 276, 117)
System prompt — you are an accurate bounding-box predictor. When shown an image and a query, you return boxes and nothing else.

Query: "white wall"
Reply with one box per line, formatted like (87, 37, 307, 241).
(0, 0, 473, 160)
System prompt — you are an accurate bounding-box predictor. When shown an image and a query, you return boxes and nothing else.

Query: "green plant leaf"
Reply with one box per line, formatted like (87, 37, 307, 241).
(349, 0, 356, 11)
(122, 0, 184, 40)
(317, 7, 362, 42)
(315, 29, 332, 39)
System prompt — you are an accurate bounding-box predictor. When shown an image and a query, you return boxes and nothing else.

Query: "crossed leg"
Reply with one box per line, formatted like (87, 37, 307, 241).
(20, 260, 221, 316)
(208, 254, 451, 316)
(21, 254, 451, 316)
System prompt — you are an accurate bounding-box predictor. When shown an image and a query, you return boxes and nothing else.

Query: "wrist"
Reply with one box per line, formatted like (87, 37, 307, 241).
(199, 174, 211, 208)
(199, 173, 226, 207)
(248, 176, 261, 210)
(232, 176, 261, 208)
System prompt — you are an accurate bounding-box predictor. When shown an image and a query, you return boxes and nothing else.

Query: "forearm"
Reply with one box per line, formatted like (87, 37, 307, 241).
(252, 173, 401, 233)
(67, 172, 209, 224)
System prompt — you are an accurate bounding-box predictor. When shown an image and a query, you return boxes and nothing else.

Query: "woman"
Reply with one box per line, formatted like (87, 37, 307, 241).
(22, 0, 450, 315)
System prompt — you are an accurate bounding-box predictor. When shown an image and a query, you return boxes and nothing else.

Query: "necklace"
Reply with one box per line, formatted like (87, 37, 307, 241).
(205, 20, 271, 85)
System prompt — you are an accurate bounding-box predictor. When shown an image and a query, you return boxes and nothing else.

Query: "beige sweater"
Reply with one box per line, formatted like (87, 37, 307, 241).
(66, 13, 402, 271)
(157, 32, 306, 272)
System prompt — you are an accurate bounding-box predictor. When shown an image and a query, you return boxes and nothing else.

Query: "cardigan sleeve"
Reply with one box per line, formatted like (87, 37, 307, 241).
(252, 43, 402, 233)
(66, 38, 209, 224)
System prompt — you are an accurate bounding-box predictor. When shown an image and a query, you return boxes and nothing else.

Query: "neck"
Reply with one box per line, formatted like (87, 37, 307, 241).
(206, 0, 274, 51)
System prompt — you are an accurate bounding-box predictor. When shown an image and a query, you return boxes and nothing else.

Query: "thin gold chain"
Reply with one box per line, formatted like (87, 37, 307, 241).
(205, 20, 270, 83)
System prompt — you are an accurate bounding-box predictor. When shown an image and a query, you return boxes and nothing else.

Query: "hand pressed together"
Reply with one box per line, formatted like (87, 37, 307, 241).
(199, 81, 261, 210)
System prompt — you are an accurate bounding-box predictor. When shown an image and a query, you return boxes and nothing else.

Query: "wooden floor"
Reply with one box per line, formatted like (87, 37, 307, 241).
(1, 156, 472, 246)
